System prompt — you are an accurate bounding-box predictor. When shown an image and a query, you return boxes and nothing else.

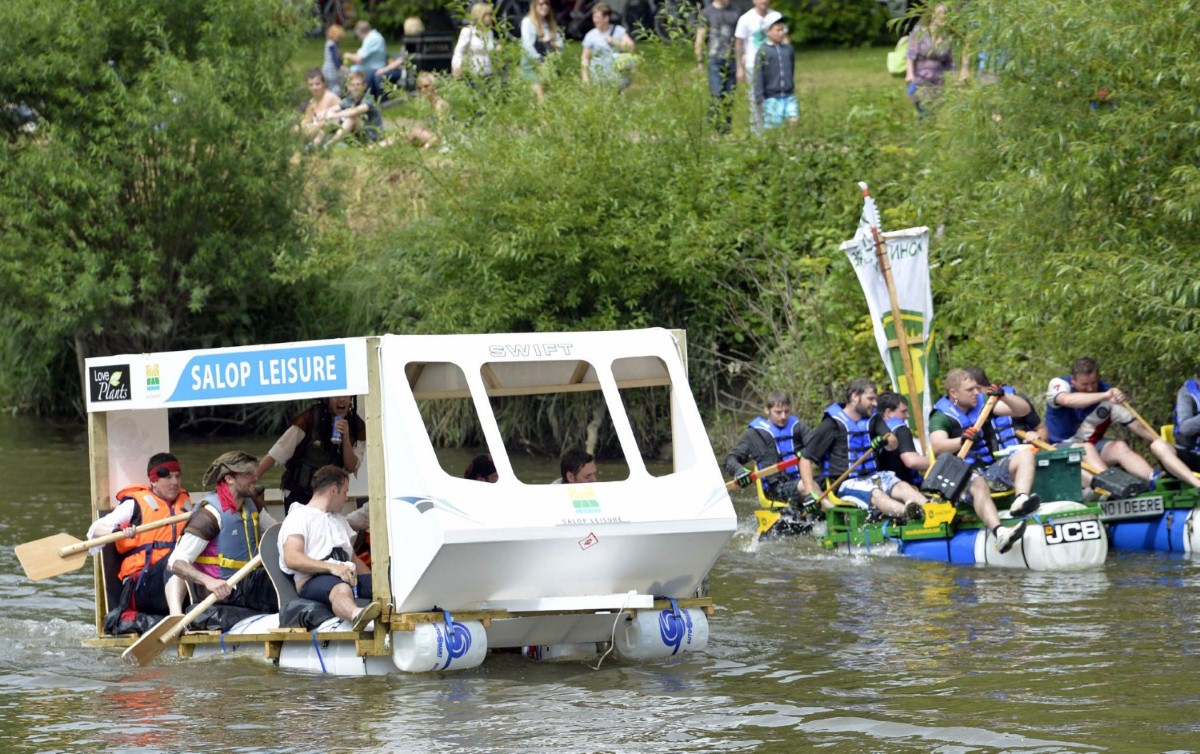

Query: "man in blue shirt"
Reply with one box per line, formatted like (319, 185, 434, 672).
(346, 21, 388, 76)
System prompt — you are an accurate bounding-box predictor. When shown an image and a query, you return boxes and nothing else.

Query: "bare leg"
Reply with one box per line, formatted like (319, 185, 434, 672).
(1100, 439, 1154, 480)
(1008, 451, 1035, 495)
(1148, 438, 1200, 489)
(889, 480, 927, 504)
(969, 475, 1001, 530)
(329, 582, 359, 623)
(533, 82, 546, 102)
(868, 488, 907, 519)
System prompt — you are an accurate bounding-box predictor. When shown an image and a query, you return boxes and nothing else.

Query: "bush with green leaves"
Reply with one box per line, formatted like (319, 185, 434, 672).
(0, 0, 320, 415)
(913, 0, 1200, 423)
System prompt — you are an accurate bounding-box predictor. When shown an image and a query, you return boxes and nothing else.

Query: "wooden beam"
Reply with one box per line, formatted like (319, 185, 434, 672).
(413, 376, 672, 401)
(87, 412, 109, 638)
(364, 338, 391, 658)
(405, 362, 425, 390)
(567, 360, 590, 385)
(480, 363, 502, 390)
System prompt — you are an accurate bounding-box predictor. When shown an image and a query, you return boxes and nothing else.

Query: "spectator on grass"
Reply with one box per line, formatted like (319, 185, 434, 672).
(322, 71, 384, 148)
(323, 24, 345, 95)
(452, 2, 499, 80)
(581, 3, 635, 92)
(905, 3, 956, 117)
(378, 72, 449, 150)
(695, 0, 741, 133)
(345, 21, 388, 76)
(734, 0, 782, 134)
(521, 0, 564, 102)
(298, 68, 342, 145)
(369, 50, 413, 103)
(753, 15, 798, 130)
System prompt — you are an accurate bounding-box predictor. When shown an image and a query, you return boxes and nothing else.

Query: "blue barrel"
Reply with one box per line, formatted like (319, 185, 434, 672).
(1108, 511, 1189, 552)
(899, 530, 981, 564)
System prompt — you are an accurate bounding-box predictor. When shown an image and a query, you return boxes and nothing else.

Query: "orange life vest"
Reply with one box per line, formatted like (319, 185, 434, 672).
(113, 485, 192, 582)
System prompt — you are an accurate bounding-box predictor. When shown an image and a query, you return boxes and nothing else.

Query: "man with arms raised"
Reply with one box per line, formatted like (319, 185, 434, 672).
(166, 451, 278, 615)
(89, 453, 191, 618)
(726, 389, 811, 505)
(1046, 357, 1200, 492)
(800, 378, 925, 520)
(280, 465, 380, 631)
(929, 369, 1038, 553)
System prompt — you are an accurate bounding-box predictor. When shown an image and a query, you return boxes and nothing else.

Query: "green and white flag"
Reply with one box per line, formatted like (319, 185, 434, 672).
(839, 182, 938, 444)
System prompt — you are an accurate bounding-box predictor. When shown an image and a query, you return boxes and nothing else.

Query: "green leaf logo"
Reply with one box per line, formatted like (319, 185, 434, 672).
(110, 371, 123, 386)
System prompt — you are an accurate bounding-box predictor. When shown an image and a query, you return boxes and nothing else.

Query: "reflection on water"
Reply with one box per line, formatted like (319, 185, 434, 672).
(3, 414, 1200, 752)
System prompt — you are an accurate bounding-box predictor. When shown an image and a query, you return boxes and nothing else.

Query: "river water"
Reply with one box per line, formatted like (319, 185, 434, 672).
(2, 413, 1199, 753)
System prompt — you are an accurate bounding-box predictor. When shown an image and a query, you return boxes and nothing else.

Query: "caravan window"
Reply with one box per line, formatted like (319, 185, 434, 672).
(480, 359, 629, 484)
(611, 356, 675, 478)
(405, 361, 498, 482)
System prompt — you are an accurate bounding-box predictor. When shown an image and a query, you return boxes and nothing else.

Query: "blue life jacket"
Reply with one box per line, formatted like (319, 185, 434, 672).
(195, 493, 262, 580)
(749, 415, 801, 479)
(822, 403, 876, 480)
(883, 416, 923, 485)
(977, 388, 1019, 451)
(1175, 379, 1200, 452)
(933, 395, 993, 466)
(1044, 375, 1113, 443)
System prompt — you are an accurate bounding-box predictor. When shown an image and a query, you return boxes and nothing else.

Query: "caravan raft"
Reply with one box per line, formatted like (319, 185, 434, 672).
(79, 329, 735, 674)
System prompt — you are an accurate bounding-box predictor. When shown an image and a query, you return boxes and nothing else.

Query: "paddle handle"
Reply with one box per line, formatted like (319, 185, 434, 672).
(725, 456, 800, 491)
(59, 511, 193, 557)
(815, 436, 888, 505)
(161, 554, 264, 645)
(957, 395, 1000, 459)
(1015, 429, 1104, 475)
(1123, 402, 1159, 438)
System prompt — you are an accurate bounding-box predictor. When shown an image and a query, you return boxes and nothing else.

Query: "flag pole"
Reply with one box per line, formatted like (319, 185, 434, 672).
(863, 186, 927, 445)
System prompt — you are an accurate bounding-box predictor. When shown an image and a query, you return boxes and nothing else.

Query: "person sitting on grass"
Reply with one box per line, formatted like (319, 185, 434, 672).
(279, 465, 380, 631)
(377, 72, 450, 150)
(322, 71, 384, 148)
(297, 68, 342, 145)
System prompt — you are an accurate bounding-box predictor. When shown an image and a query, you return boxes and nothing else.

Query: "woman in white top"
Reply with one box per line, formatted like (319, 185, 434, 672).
(451, 2, 498, 79)
(581, 2, 635, 91)
(520, 0, 564, 101)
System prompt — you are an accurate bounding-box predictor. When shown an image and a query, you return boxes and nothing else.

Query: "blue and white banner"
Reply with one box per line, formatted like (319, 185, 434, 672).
(85, 338, 370, 412)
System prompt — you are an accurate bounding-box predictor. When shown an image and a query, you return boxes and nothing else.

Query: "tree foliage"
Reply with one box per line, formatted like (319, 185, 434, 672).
(913, 0, 1200, 423)
(0, 0, 314, 414)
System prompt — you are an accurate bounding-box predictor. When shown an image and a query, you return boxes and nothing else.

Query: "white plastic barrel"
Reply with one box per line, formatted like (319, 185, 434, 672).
(613, 607, 709, 661)
(392, 619, 488, 672)
(979, 501, 1108, 570)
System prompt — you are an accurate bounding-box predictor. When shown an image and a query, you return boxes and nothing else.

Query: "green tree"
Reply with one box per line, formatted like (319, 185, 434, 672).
(0, 0, 311, 414)
(914, 0, 1200, 422)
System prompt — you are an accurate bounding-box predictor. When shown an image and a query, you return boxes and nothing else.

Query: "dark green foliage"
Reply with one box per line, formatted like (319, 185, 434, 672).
(0, 0, 314, 415)
(915, 0, 1200, 424)
(778, 0, 896, 48)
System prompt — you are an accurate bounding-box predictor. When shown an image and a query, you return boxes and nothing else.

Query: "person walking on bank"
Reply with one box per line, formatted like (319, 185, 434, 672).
(753, 15, 798, 130)
(695, 0, 741, 133)
(725, 389, 812, 505)
(734, 0, 782, 134)
(255, 396, 364, 512)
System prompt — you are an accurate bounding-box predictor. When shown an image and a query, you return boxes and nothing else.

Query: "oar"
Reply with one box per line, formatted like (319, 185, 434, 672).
(958, 394, 1000, 460)
(756, 438, 890, 537)
(725, 456, 800, 491)
(123, 553, 263, 667)
(1123, 402, 1159, 438)
(15, 512, 192, 581)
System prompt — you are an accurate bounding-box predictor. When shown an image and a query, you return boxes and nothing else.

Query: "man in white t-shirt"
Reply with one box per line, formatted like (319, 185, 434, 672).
(734, 0, 782, 133)
(279, 465, 380, 631)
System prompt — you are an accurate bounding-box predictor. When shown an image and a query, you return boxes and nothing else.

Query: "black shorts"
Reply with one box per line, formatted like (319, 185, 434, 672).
(299, 573, 373, 605)
(219, 568, 279, 613)
(127, 555, 172, 615)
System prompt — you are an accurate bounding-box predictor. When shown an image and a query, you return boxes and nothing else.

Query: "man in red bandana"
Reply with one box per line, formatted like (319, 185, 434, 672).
(88, 453, 192, 617)
(166, 451, 278, 615)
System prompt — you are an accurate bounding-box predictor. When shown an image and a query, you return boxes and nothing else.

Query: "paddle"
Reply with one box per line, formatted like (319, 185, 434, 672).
(756, 438, 889, 537)
(1123, 402, 1159, 438)
(726, 456, 800, 491)
(123, 553, 263, 667)
(15, 511, 193, 581)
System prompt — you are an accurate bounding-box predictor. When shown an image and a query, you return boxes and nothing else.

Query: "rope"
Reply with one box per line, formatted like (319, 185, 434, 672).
(311, 628, 327, 674)
(589, 590, 635, 672)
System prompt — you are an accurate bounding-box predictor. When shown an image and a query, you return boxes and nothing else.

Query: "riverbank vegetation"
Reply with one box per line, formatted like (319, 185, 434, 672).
(2, 0, 1197, 453)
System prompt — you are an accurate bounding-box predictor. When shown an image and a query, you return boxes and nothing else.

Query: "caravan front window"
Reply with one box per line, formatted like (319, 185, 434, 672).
(405, 361, 498, 482)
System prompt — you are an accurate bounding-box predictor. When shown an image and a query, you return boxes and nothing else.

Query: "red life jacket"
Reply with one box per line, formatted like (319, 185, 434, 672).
(113, 485, 191, 582)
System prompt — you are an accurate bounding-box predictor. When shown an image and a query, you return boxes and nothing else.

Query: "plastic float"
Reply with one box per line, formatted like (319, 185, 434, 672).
(758, 447, 1108, 570)
(78, 330, 734, 674)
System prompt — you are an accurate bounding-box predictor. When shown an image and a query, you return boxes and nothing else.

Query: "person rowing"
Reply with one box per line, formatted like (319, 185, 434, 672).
(725, 389, 812, 506)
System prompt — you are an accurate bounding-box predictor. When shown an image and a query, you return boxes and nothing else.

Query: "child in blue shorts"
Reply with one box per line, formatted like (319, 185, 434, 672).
(753, 16, 798, 130)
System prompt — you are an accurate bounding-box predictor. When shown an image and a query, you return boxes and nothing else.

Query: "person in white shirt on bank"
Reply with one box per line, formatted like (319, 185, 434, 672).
(734, 0, 782, 134)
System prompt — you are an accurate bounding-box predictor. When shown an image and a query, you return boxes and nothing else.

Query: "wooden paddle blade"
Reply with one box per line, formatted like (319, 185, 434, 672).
(15, 533, 88, 581)
(123, 615, 185, 667)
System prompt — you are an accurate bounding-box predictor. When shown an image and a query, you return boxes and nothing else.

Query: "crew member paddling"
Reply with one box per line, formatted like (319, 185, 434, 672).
(166, 451, 279, 615)
(88, 453, 192, 618)
(725, 389, 812, 504)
